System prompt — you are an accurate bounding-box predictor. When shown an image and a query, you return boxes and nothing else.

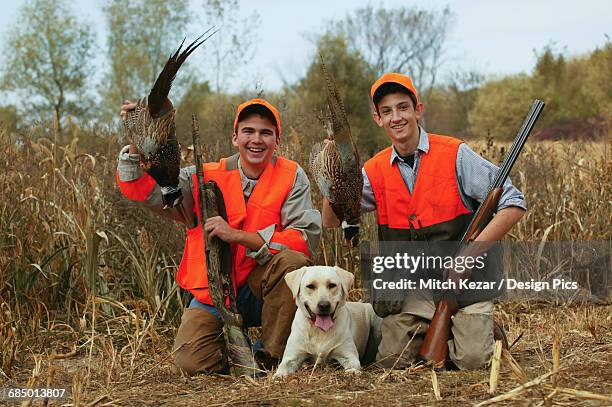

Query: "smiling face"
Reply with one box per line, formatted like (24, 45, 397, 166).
(374, 92, 424, 155)
(232, 114, 279, 178)
(284, 266, 354, 332)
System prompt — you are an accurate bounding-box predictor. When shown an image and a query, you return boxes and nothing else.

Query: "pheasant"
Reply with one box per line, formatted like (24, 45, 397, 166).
(121, 29, 216, 221)
(309, 57, 363, 246)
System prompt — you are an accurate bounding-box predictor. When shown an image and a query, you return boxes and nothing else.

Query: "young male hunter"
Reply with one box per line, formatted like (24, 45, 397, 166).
(118, 98, 321, 375)
(321, 73, 526, 370)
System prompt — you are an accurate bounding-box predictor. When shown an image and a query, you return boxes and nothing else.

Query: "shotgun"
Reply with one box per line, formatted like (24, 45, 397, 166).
(191, 114, 260, 377)
(418, 100, 545, 368)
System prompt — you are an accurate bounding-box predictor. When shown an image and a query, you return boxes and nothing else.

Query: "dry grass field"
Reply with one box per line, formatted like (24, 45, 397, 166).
(0, 125, 610, 406)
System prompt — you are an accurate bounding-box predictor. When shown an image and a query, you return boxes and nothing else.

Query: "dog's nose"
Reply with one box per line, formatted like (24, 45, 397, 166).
(317, 301, 331, 314)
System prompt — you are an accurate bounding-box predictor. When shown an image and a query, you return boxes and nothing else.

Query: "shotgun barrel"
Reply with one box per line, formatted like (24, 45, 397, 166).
(418, 100, 545, 368)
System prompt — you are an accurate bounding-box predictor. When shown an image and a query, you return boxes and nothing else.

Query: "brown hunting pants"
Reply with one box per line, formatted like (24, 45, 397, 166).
(171, 250, 311, 375)
(376, 291, 495, 370)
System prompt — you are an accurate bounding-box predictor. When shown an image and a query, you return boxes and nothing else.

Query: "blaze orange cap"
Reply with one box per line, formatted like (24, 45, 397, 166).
(233, 98, 281, 137)
(370, 73, 419, 106)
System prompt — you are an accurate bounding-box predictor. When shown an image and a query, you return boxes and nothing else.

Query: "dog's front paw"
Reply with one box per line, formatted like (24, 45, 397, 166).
(344, 367, 361, 375)
(273, 368, 290, 379)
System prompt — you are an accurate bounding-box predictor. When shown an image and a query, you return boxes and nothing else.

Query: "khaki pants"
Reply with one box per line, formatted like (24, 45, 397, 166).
(376, 290, 494, 370)
(171, 250, 311, 375)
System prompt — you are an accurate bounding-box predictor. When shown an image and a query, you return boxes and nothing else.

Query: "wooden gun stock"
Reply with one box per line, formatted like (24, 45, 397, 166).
(418, 100, 545, 368)
(418, 189, 501, 367)
(463, 188, 503, 242)
(418, 296, 459, 368)
(191, 114, 259, 377)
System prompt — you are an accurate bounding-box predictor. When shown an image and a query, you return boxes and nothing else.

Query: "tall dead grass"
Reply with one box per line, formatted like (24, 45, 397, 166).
(0, 124, 186, 382)
(0, 118, 609, 404)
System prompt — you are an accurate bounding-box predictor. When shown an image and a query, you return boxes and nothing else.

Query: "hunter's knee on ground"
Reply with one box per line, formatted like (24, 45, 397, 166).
(171, 250, 312, 375)
(375, 313, 428, 368)
(448, 313, 494, 370)
(171, 308, 226, 375)
(375, 312, 494, 370)
(249, 249, 312, 359)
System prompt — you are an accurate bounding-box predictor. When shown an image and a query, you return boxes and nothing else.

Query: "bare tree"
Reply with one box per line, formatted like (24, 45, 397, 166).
(100, 0, 191, 121)
(202, 0, 260, 93)
(332, 5, 454, 104)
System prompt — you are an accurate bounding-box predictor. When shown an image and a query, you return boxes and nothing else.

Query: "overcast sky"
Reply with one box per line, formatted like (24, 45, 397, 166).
(0, 0, 609, 93)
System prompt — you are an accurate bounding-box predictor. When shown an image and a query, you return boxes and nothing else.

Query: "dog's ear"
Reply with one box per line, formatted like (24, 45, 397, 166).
(284, 267, 307, 299)
(334, 266, 354, 298)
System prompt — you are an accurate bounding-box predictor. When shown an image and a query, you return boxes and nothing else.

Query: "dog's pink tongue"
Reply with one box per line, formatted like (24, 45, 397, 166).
(314, 315, 334, 332)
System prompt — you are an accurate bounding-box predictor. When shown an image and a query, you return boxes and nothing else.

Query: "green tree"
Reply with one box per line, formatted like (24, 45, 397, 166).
(557, 40, 612, 123)
(467, 41, 612, 140)
(294, 34, 380, 155)
(581, 39, 612, 120)
(175, 81, 212, 143)
(0, 0, 95, 134)
(468, 75, 535, 140)
(532, 45, 569, 125)
(100, 0, 192, 121)
(426, 69, 483, 136)
(0, 105, 20, 134)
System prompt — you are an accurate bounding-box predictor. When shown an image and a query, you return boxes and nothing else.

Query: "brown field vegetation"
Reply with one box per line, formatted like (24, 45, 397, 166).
(0, 123, 610, 405)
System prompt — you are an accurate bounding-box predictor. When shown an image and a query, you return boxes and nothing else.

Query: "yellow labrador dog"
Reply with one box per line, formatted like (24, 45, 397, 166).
(274, 266, 382, 378)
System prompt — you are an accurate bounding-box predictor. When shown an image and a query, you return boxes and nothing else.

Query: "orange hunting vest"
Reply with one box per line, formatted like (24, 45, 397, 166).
(363, 134, 472, 241)
(176, 155, 307, 305)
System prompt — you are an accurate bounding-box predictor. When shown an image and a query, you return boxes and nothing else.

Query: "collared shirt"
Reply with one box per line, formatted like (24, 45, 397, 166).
(118, 146, 321, 265)
(237, 157, 259, 200)
(361, 128, 527, 214)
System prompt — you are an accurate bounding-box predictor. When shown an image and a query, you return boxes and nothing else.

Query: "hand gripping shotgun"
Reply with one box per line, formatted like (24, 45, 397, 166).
(418, 100, 545, 368)
(191, 114, 260, 377)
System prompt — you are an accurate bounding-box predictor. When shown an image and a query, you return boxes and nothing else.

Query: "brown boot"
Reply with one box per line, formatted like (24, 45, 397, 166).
(254, 349, 280, 371)
(493, 319, 509, 349)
